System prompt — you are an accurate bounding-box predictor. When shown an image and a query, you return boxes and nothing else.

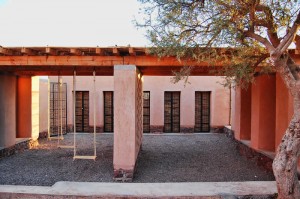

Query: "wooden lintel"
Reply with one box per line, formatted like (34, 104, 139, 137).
(113, 48, 120, 56)
(45, 47, 57, 55)
(21, 48, 35, 55)
(129, 47, 136, 56)
(70, 48, 81, 55)
(95, 48, 103, 55)
(0, 47, 13, 55)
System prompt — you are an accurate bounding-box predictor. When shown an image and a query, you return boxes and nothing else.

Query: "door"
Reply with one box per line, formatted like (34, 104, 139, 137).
(75, 91, 89, 132)
(164, 91, 180, 133)
(143, 91, 150, 133)
(104, 91, 114, 132)
(195, 91, 211, 132)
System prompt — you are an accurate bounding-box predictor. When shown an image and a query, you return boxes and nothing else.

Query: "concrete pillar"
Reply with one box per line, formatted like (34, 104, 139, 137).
(113, 65, 143, 181)
(17, 76, 32, 138)
(275, 74, 293, 149)
(233, 86, 252, 140)
(251, 74, 276, 151)
(0, 75, 16, 148)
(16, 76, 39, 140)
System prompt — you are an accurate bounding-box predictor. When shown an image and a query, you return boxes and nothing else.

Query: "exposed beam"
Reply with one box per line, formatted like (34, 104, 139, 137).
(129, 48, 136, 56)
(95, 48, 103, 55)
(70, 48, 82, 55)
(0, 56, 216, 67)
(113, 48, 120, 56)
(45, 47, 57, 55)
(0, 47, 13, 55)
(21, 48, 36, 55)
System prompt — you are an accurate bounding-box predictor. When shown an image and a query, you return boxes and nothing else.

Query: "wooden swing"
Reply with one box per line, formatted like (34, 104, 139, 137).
(73, 70, 97, 160)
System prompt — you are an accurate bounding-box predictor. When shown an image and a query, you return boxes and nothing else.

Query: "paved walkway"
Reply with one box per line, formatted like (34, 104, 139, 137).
(0, 181, 278, 198)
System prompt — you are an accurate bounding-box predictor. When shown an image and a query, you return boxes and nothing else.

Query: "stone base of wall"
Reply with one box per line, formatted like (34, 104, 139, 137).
(223, 127, 273, 172)
(0, 139, 39, 159)
(113, 169, 134, 182)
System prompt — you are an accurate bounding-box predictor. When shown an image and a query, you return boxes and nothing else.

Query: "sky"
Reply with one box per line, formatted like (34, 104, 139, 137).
(0, 0, 149, 47)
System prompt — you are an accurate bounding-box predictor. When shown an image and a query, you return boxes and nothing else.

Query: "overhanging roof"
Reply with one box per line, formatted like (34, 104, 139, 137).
(0, 46, 221, 76)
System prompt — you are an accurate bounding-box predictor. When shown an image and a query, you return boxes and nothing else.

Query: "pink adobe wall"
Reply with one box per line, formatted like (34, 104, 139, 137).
(39, 79, 49, 133)
(143, 76, 230, 128)
(113, 66, 143, 172)
(49, 76, 114, 127)
(50, 75, 230, 129)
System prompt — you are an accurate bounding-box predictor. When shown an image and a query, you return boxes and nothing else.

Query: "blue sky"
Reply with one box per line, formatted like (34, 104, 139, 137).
(0, 0, 149, 47)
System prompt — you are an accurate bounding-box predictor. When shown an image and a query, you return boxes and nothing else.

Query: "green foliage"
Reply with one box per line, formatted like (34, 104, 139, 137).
(136, 0, 300, 88)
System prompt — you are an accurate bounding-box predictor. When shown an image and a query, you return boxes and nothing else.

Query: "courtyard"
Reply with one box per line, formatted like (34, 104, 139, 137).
(0, 133, 274, 186)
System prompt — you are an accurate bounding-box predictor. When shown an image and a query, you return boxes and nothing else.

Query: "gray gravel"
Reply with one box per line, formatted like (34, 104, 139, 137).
(0, 133, 274, 186)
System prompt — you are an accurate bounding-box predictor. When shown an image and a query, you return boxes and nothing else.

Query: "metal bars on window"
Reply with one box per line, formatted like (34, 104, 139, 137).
(195, 91, 211, 132)
(143, 91, 150, 133)
(103, 91, 114, 132)
(164, 91, 180, 133)
(49, 82, 67, 136)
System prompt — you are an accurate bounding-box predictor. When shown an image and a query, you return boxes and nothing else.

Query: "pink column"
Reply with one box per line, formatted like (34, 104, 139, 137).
(251, 74, 276, 151)
(233, 86, 252, 140)
(17, 76, 32, 138)
(113, 65, 143, 181)
(275, 74, 293, 149)
(0, 75, 16, 148)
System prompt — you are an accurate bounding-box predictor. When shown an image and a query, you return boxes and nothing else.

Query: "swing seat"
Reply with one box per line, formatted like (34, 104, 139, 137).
(58, 145, 74, 149)
(73, 155, 96, 160)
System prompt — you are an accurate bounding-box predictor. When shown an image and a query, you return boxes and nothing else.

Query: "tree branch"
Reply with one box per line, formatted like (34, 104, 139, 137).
(273, 10, 300, 57)
(244, 31, 275, 52)
(255, 4, 280, 47)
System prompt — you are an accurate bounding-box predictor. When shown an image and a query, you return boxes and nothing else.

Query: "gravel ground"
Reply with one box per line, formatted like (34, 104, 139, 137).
(0, 133, 274, 186)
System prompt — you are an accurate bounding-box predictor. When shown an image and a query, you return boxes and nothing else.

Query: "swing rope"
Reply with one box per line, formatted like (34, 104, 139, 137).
(73, 70, 97, 160)
(57, 75, 74, 149)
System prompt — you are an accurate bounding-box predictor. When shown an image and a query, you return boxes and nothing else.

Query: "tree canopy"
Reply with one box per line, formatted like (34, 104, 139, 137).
(136, 0, 300, 87)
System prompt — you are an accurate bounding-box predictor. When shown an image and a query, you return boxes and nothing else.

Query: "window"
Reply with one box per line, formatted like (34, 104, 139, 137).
(104, 91, 114, 132)
(143, 91, 150, 133)
(195, 91, 211, 132)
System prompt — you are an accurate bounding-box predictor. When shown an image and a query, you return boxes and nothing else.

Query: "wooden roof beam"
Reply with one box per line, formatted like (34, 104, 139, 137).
(0, 47, 13, 55)
(45, 47, 57, 55)
(95, 48, 103, 55)
(113, 48, 120, 56)
(70, 48, 82, 55)
(21, 47, 36, 55)
(129, 47, 136, 56)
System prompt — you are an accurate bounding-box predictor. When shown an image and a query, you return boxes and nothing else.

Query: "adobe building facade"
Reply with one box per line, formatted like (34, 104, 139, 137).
(47, 75, 231, 134)
(0, 46, 298, 180)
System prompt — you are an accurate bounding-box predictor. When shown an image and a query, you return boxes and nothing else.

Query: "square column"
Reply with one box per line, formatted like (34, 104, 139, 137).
(275, 74, 293, 149)
(17, 76, 39, 140)
(251, 74, 276, 151)
(113, 65, 143, 181)
(0, 75, 16, 148)
(233, 86, 252, 140)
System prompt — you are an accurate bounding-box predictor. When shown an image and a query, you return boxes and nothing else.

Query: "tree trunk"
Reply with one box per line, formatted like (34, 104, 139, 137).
(273, 55, 300, 199)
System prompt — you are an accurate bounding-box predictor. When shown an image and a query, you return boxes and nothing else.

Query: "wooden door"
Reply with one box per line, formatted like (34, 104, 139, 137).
(104, 91, 114, 132)
(75, 91, 89, 132)
(195, 91, 211, 132)
(164, 92, 180, 133)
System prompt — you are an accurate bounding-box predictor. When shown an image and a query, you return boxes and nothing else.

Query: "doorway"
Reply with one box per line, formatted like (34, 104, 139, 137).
(75, 91, 89, 132)
(195, 91, 211, 132)
(164, 91, 180, 133)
